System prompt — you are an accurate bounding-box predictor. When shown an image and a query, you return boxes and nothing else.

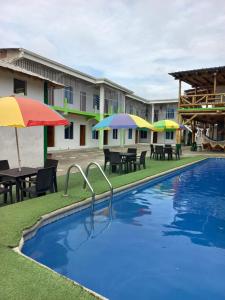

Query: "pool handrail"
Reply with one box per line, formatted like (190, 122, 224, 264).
(63, 164, 96, 212)
(84, 162, 113, 209)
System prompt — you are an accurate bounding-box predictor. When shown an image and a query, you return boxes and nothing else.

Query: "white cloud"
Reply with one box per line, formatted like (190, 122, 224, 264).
(1, 0, 225, 98)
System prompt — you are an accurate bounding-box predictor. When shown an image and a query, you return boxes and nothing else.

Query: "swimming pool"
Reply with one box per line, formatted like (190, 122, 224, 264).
(22, 158, 225, 300)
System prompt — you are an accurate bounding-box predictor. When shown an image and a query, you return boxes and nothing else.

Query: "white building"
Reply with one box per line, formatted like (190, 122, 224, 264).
(0, 60, 62, 167)
(0, 48, 180, 165)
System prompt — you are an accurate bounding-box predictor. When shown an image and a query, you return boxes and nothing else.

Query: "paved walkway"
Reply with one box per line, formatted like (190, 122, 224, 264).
(50, 144, 225, 176)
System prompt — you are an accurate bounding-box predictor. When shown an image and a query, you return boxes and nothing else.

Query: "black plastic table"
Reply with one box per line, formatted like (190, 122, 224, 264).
(0, 167, 38, 202)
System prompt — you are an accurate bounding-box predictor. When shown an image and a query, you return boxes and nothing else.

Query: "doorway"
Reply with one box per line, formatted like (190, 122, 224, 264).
(135, 130, 138, 144)
(47, 126, 55, 147)
(104, 130, 108, 145)
(153, 132, 158, 144)
(80, 125, 86, 146)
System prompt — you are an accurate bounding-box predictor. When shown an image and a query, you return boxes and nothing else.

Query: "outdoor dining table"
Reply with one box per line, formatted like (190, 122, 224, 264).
(0, 167, 38, 202)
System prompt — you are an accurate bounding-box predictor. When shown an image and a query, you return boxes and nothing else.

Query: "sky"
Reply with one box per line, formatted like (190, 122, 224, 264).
(1, 0, 225, 99)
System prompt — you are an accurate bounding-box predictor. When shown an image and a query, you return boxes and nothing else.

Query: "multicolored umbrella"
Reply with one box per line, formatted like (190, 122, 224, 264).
(0, 96, 69, 170)
(93, 113, 154, 130)
(153, 119, 180, 132)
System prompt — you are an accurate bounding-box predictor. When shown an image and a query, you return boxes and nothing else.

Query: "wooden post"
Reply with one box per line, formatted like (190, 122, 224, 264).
(213, 72, 217, 93)
(178, 79, 182, 107)
(191, 121, 195, 143)
(176, 80, 182, 143)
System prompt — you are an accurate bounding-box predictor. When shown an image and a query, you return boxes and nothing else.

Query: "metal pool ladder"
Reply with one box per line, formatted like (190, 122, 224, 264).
(84, 162, 113, 210)
(63, 162, 113, 213)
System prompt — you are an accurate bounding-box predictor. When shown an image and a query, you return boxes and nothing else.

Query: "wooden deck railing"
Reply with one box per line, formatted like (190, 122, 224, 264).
(179, 93, 225, 108)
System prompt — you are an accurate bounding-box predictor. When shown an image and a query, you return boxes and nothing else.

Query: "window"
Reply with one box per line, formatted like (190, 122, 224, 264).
(129, 106, 133, 114)
(48, 86, 54, 106)
(92, 125, 99, 139)
(80, 91, 86, 111)
(14, 78, 27, 95)
(128, 128, 133, 139)
(112, 101, 118, 113)
(113, 129, 118, 139)
(166, 108, 175, 119)
(64, 86, 73, 104)
(165, 132, 174, 140)
(64, 122, 74, 139)
(140, 130, 147, 139)
(93, 94, 100, 110)
(154, 110, 159, 122)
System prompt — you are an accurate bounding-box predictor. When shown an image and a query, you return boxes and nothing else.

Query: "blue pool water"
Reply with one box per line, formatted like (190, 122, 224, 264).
(23, 159, 225, 300)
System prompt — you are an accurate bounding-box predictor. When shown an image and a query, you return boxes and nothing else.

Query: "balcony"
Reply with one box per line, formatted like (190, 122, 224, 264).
(179, 92, 225, 109)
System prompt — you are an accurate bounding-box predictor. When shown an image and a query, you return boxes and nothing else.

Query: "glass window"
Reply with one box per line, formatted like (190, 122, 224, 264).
(93, 94, 100, 110)
(140, 130, 147, 139)
(92, 125, 99, 139)
(14, 78, 27, 95)
(48, 86, 54, 106)
(154, 110, 159, 122)
(113, 129, 118, 139)
(80, 91, 86, 111)
(64, 122, 74, 139)
(165, 131, 174, 140)
(166, 108, 175, 119)
(128, 128, 133, 139)
(64, 86, 73, 104)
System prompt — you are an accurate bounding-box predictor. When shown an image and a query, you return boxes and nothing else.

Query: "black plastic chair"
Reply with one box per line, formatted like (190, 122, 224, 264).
(127, 148, 137, 170)
(0, 160, 16, 186)
(164, 147, 173, 160)
(44, 159, 58, 192)
(133, 151, 147, 170)
(155, 146, 165, 160)
(0, 180, 13, 204)
(20, 167, 54, 199)
(150, 144, 155, 159)
(173, 144, 181, 160)
(109, 152, 126, 174)
(103, 149, 110, 171)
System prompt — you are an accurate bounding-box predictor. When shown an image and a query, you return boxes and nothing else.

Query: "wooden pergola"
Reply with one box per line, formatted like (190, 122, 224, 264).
(169, 66, 225, 146)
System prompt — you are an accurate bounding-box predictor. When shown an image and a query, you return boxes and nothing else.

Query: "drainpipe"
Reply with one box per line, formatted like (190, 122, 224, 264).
(99, 85, 105, 149)
(44, 82, 48, 161)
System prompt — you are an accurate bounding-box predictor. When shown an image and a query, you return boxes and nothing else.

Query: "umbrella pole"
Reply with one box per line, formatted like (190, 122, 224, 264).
(15, 128, 22, 171)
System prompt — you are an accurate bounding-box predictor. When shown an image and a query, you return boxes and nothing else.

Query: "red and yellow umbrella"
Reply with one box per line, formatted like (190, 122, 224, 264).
(0, 96, 69, 170)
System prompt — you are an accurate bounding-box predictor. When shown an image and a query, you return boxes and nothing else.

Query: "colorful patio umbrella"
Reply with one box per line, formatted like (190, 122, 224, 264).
(153, 119, 180, 132)
(93, 113, 154, 130)
(0, 96, 69, 170)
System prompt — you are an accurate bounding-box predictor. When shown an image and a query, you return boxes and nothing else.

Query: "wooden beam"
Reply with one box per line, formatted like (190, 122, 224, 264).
(183, 114, 197, 125)
(214, 72, 217, 93)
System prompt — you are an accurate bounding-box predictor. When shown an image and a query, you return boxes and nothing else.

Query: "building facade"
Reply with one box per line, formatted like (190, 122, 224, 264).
(0, 48, 180, 166)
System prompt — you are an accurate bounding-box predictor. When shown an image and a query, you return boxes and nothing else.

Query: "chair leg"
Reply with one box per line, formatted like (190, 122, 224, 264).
(54, 175, 58, 192)
(3, 193, 7, 203)
(9, 188, 13, 204)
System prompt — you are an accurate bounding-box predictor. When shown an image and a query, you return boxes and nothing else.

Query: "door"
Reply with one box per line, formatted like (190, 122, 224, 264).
(104, 130, 108, 145)
(47, 126, 55, 147)
(135, 130, 138, 144)
(153, 132, 158, 144)
(80, 125, 86, 146)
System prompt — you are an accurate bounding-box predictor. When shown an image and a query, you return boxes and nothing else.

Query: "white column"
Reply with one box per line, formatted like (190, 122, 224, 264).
(150, 103, 154, 144)
(99, 85, 105, 149)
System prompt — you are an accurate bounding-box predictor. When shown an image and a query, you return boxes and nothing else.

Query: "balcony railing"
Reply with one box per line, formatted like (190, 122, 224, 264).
(179, 93, 225, 108)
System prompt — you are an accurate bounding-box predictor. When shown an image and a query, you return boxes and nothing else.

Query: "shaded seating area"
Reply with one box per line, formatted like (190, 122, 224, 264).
(150, 144, 181, 160)
(104, 148, 148, 174)
(0, 159, 59, 203)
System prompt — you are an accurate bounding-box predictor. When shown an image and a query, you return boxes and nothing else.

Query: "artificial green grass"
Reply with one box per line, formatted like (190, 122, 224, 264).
(0, 156, 204, 300)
